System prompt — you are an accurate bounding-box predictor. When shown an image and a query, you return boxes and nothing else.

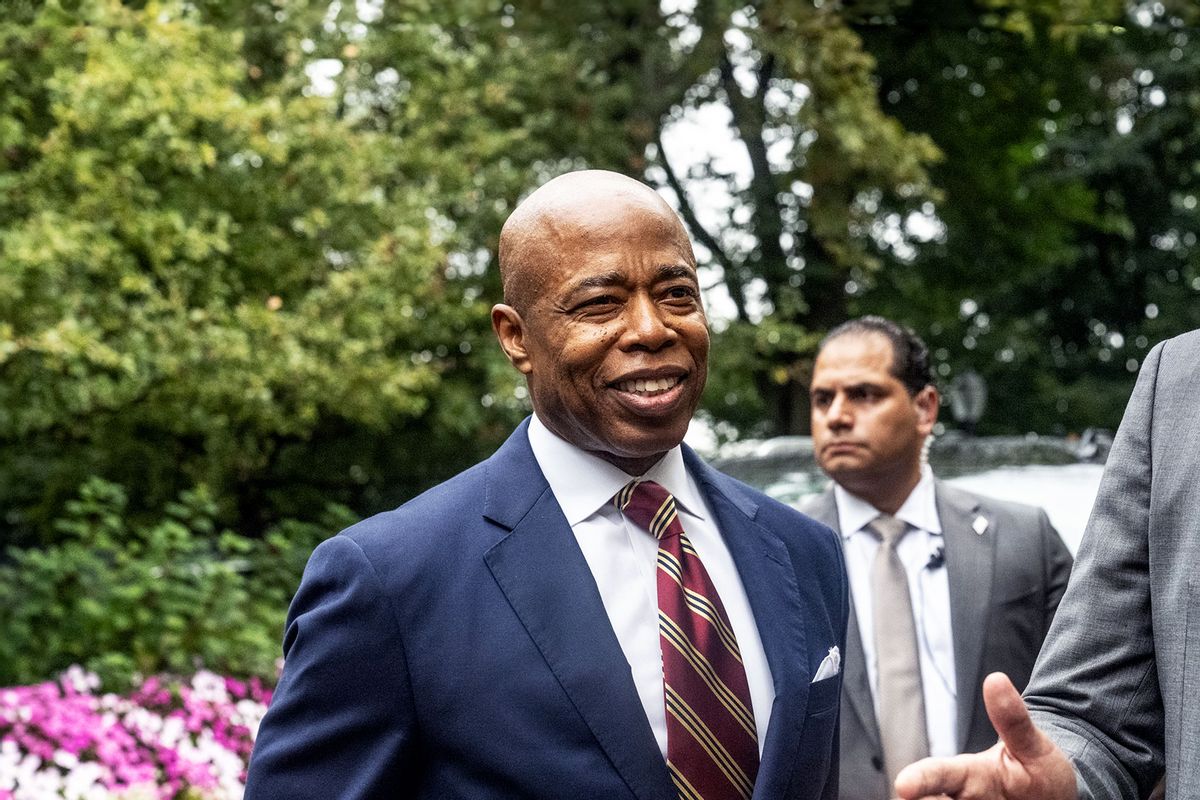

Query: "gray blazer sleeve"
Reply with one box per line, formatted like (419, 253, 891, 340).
(1023, 341, 1165, 799)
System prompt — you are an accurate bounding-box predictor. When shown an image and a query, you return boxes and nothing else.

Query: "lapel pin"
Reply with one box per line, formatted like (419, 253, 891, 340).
(972, 515, 989, 536)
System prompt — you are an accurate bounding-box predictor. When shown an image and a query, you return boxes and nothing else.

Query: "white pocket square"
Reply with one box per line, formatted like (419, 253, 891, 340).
(812, 646, 841, 682)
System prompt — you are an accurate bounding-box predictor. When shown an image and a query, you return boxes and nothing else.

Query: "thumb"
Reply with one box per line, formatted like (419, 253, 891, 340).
(983, 672, 1052, 762)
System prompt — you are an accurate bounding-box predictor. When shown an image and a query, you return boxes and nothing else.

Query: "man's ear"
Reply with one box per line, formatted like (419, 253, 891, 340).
(914, 385, 939, 434)
(491, 304, 533, 374)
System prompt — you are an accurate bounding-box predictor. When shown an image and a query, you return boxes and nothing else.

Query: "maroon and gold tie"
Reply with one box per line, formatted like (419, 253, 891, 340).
(616, 479, 759, 800)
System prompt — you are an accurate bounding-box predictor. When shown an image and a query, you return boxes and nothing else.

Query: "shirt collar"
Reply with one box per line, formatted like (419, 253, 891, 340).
(527, 414, 707, 527)
(832, 463, 942, 539)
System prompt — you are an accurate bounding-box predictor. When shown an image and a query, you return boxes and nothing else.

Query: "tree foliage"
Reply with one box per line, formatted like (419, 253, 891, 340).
(321, 0, 946, 435)
(0, 0, 527, 543)
(854, 0, 1200, 433)
(3, 0, 1199, 549)
(415, 0, 1197, 438)
(0, 476, 352, 687)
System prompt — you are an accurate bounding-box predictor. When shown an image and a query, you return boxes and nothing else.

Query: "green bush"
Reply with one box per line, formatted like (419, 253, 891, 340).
(0, 477, 355, 689)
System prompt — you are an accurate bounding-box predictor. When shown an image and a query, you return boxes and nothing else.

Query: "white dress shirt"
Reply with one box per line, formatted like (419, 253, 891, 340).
(527, 414, 775, 756)
(834, 466, 958, 757)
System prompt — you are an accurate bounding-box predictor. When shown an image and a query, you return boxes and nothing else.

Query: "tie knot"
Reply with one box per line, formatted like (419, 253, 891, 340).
(615, 480, 682, 540)
(868, 514, 909, 547)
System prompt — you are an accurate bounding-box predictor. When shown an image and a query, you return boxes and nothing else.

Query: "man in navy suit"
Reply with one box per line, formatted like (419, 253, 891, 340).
(243, 170, 847, 800)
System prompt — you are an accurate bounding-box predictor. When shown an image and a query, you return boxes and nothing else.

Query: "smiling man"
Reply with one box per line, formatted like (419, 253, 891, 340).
(799, 316, 1072, 800)
(244, 170, 848, 800)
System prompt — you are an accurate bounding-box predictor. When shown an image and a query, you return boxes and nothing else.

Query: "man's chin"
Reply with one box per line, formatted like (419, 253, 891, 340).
(592, 429, 689, 473)
(817, 454, 861, 474)
(819, 460, 874, 489)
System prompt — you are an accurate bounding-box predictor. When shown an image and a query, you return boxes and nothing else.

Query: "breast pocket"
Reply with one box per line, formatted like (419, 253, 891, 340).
(790, 675, 841, 795)
(807, 674, 842, 715)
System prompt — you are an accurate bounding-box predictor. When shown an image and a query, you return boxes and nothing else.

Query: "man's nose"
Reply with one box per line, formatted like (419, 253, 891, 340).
(826, 395, 852, 428)
(621, 294, 676, 351)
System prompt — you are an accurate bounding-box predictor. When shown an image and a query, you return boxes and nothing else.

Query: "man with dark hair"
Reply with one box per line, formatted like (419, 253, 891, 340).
(799, 316, 1072, 800)
(820, 316, 934, 397)
(244, 170, 848, 800)
(895, 330, 1200, 800)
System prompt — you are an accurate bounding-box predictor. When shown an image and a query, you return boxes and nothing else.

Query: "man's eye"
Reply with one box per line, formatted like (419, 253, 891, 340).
(577, 295, 619, 310)
(664, 286, 698, 301)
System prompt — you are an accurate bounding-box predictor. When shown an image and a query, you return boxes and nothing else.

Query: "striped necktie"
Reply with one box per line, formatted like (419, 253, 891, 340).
(616, 479, 758, 800)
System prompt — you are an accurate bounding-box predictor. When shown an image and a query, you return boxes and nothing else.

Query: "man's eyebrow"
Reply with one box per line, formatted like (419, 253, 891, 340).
(564, 264, 697, 293)
(566, 271, 625, 292)
(812, 381, 885, 393)
(656, 264, 698, 282)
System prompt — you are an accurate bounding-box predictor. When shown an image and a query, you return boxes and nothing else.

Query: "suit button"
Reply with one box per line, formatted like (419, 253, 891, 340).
(871, 756, 883, 771)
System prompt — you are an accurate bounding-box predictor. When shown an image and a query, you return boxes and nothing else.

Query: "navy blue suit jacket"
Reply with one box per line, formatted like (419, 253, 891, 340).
(244, 419, 848, 799)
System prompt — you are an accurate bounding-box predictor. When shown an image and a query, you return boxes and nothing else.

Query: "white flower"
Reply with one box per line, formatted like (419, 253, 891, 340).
(61, 761, 106, 800)
(62, 665, 101, 694)
(190, 671, 229, 704)
(233, 699, 269, 738)
(160, 715, 186, 748)
(14, 763, 64, 799)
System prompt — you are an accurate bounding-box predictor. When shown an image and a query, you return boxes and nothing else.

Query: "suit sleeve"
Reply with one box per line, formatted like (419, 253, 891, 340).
(244, 535, 418, 799)
(1038, 508, 1073, 635)
(819, 729, 840, 800)
(820, 516, 848, 800)
(1024, 342, 1164, 800)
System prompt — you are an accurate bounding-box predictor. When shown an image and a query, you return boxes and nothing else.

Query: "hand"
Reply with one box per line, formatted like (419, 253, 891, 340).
(894, 672, 1077, 800)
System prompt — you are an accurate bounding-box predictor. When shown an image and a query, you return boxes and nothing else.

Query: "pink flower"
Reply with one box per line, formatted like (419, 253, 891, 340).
(0, 667, 272, 799)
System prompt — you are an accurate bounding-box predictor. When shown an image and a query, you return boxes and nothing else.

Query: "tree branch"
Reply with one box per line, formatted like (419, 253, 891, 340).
(653, 127, 749, 322)
(719, 49, 790, 308)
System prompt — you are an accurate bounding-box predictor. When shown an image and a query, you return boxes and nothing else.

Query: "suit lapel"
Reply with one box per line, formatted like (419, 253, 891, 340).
(843, 593, 882, 751)
(688, 453, 810, 800)
(805, 490, 881, 752)
(482, 422, 675, 800)
(935, 481, 996, 752)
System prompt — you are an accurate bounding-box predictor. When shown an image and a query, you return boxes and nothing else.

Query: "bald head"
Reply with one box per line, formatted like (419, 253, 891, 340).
(490, 169, 708, 474)
(498, 170, 693, 312)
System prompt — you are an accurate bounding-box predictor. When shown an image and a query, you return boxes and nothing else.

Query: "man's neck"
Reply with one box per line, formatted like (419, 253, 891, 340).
(842, 467, 922, 516)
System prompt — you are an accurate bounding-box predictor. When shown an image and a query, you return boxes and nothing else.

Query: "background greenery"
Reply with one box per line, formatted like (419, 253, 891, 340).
(1, 0, 1197, 685)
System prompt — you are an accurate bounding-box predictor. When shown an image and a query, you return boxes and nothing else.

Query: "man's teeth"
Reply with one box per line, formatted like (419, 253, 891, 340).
(616, 376, 681, 394)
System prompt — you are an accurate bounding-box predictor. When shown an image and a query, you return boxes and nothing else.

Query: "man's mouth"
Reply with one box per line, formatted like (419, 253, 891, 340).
(612, 375, 682, 396)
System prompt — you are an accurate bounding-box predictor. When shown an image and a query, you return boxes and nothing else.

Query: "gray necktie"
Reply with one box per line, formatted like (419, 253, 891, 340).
(868, 513, 929, 790)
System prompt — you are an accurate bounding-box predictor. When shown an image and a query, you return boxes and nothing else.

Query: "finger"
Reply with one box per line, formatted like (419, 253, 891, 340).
(982, 672, 1050, 761)
(894, 755, 968, 799)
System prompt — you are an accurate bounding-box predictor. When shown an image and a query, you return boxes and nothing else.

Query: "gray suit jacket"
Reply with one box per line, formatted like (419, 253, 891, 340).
(802, 481, 1072, 800)
(1026, 329, 1200, 799)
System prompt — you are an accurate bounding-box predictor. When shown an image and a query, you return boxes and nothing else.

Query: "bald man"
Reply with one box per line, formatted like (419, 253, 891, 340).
(243, 171, 848, 800)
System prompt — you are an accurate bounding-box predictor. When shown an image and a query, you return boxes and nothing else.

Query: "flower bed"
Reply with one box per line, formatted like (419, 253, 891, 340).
(0, 667, 271, 800)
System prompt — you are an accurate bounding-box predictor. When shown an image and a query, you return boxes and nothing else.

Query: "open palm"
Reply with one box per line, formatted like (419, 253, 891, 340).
(895, 673, 1077, 800)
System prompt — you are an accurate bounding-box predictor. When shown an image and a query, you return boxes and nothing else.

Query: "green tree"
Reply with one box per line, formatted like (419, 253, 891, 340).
(427, 0, 1194, 437)
(324, 0, 944, 437)
(855, 0, 1200, 434)
(0, 476, 352, 687)
(7, 0, 1198, 552)
(0, 0, 521, 544)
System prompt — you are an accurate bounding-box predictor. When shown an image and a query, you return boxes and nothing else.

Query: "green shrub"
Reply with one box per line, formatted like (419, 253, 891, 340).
(0, 477, 355, 688)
